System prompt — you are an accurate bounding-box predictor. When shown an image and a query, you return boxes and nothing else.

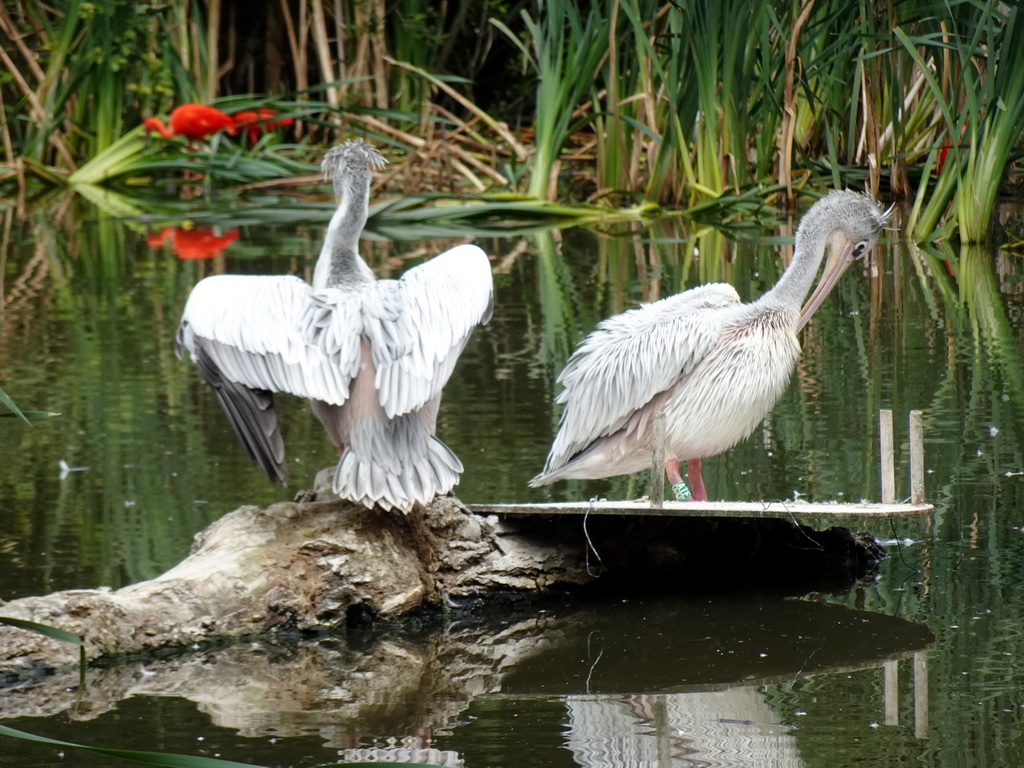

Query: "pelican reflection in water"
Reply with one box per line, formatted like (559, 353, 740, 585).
(530, 190, 889, 501)
(176, 140, 494, 512)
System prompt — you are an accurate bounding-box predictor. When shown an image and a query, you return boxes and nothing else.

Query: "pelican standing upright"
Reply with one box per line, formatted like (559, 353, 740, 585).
(530, 190, 889, 501)
(176, 140, 494, 512)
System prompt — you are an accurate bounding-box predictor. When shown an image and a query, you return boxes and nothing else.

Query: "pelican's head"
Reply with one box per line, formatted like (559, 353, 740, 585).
(796, 190, 891, 331)
(321, 140, 388, 197)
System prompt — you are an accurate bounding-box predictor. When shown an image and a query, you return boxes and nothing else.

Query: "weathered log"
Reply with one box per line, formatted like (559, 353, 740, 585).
(0, 471, 885, 674)
(0, 474, 592, 673)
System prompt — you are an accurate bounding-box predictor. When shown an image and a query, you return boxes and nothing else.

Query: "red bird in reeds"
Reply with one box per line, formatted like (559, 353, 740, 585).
(232, 108, 294, 146)
(936, 122, 969, 175)
(143, 103, 238, 145)
(148, 227, 239, 259)
(936, 144, 967, 175)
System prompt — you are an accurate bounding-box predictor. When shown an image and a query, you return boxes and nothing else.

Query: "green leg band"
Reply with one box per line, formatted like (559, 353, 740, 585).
(672, 481, 692, 501)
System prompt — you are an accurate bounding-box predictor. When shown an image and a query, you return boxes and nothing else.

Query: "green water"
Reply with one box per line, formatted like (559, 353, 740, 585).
(2, 197, 1024, 766)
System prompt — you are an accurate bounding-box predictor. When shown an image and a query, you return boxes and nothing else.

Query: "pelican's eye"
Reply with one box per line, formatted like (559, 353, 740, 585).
(851, 240, 870, 259)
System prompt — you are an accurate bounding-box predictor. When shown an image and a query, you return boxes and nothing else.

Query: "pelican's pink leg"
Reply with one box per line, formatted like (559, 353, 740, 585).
(664, 459, 696, 502)
(687, 458, 707, 501)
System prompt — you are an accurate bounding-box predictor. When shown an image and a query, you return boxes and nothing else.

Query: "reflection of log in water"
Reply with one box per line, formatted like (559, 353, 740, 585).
(0, 599, 931, 739)
(0, 614, 566, 739)
(498, 598, 934, 694)
(0, 598, 931, 768)
(0, 470, 884, 674)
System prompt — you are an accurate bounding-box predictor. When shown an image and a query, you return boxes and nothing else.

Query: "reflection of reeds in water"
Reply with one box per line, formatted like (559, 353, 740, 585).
(0, 211, 54, 424)
(0, 208, 332, 593)
(957, 245, 1024, 471)
(886, 237, 1024, 602)
(0, 213, 51, 354)
(904, 241, 1024, 498)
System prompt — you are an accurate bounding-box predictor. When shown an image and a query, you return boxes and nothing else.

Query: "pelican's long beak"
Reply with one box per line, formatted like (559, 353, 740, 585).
(796, 233, 859, 332)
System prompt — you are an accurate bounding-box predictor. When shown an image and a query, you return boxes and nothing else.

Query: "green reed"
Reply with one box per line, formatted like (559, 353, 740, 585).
(954, 6, 1024, 243)
(895, 1, 1024, 242)
(1, 1, 210, 165)
(493, 0, 608, 200)
(2, 1, 1021, 241)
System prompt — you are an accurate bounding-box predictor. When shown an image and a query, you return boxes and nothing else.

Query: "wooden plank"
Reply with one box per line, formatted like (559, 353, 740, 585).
(910, 410, 925, 504)
(880, 409, 895, 504)
(469, 499, 934, 520)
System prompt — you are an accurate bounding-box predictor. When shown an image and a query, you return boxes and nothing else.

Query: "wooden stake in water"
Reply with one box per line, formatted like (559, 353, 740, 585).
(909, 410, 925, 504)
(650, 411, 666, 508)
(880, 410, 895, 504)
(884, 660, 899, 726)
(914, 649, 929, 739)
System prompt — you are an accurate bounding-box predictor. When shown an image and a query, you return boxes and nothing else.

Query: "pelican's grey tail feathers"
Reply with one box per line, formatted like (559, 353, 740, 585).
(332, 435, 463, 513)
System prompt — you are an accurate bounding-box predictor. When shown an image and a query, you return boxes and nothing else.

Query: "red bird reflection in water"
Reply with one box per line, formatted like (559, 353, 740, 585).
(148, 227, 239, 259)
(143, 104, 238, 145)
(232, 108, 294, 146)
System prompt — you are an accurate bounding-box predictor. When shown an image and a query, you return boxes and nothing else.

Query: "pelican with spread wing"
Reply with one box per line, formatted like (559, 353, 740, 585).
(530, 190, 888, 501)
(176, 140, 494, 511)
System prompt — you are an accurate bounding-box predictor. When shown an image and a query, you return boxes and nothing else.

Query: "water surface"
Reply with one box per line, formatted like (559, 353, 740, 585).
(1, 197, 1023, 766)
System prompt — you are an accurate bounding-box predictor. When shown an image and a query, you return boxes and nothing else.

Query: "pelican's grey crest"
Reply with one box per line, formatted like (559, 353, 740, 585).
(176, 139, 494, 512)
(530, 190, 888, 500)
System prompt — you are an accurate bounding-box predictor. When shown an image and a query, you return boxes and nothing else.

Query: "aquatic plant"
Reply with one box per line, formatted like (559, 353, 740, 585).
(1, 1, 1020, 239)
(0, 386, 31, 424)
(0, 721, 449, 768)
(896, 1, 1024, 242)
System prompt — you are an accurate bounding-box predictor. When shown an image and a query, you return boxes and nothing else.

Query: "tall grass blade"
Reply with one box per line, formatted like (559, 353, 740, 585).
(0, 616, 85, 677)
(0, 723, 267, 768)
(0, 616, 81, 646)
(0, 722, 447, 768)
(0, 386, 32, 425)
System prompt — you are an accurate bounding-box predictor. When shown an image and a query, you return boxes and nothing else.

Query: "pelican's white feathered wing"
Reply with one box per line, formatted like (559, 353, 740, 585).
(530, 283, 740, 485)
(176, 243, 493, 509)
